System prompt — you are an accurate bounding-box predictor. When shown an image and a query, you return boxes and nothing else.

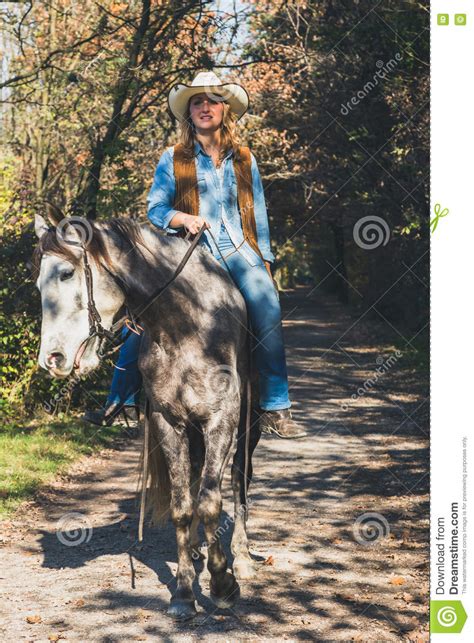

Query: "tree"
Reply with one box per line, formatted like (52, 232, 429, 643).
(239, 0, 429, 331)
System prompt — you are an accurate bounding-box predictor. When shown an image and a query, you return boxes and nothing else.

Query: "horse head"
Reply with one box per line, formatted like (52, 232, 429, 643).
(33, 212, 125, 378)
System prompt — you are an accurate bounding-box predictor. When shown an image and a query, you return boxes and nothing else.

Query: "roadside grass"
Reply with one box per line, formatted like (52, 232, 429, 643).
(0, 415, 124, 517)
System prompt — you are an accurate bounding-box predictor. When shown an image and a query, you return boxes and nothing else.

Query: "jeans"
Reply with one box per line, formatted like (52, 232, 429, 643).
(217, 223, 290, 410)
(106, 326, 142, 408)
(105, 225, 291, 411)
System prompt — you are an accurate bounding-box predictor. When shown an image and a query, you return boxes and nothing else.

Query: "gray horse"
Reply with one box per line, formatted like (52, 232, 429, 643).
(33, 213, 261, 620)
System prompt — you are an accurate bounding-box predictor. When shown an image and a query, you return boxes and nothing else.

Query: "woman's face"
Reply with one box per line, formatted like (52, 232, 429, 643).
(188, 92, 224, 132)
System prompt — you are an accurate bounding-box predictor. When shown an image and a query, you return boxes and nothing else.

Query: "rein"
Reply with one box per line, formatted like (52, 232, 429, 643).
(73, 225, 208, 371)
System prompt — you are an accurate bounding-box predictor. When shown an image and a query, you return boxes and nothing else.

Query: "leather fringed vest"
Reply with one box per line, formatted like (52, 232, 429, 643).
(172, 143, 264, 260)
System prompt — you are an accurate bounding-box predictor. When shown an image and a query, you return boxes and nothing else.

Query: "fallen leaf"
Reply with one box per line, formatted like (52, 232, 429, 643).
(100, 581, 113, 589)
(389, 576, 405, 585)
(338, 593, 356, 602)
(407, 634, 429, 643)
(75, 598, 85, 608)
(263, 555, 274, 566)
(26, 615, 42, 624)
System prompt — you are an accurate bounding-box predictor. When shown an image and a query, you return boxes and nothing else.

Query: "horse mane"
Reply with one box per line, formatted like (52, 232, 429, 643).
(31, 218, 146, 281)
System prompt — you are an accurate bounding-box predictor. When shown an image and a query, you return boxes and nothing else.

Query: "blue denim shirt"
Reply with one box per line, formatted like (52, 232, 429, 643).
(146, 140, 275, 265)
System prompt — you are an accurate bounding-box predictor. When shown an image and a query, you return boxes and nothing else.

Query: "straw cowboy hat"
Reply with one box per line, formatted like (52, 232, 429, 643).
(168, 71, 249, 123)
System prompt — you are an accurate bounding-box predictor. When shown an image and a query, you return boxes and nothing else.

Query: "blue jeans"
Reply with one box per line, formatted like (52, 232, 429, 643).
(106, 326, 143, 408)
(217, 223, 290, 410)
(105, 226, 291, 411)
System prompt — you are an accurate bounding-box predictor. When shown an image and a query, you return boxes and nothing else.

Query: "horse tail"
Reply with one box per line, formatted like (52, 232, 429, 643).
(138, 400, 170, 533)
(235, 334, 260, 509)
(147, 425, 171, 525)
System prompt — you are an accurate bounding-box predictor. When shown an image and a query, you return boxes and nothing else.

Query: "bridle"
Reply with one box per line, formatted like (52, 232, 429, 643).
(72, 239, 126, 370)
(82, 243, 113, 341)
(72, 224, 210, 370)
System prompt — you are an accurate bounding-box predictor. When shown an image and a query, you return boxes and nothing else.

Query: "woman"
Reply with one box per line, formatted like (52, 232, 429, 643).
(86, 71, 305, 439)
(83, 325, 142, 427)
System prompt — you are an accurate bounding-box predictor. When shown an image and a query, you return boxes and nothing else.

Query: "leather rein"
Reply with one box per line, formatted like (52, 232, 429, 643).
(72, 225, 208, 371)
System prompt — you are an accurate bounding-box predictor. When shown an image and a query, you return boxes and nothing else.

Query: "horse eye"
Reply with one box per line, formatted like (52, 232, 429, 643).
(60, 269, 75, 281)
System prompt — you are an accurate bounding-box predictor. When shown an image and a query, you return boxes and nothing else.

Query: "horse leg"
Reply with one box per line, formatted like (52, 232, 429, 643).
(189, 482, 201, 559)
(152, 413, 196, 620)
(231, 403, 261, 579)
(197, 414, 240, 608)
(189, 451, 204, 560)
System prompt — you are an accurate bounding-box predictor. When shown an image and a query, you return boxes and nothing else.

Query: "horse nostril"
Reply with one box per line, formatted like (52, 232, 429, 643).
(46, 351, 66, 369)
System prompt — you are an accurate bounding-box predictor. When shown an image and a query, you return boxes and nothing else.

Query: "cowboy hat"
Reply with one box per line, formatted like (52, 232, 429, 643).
(168, 71, 249, 123)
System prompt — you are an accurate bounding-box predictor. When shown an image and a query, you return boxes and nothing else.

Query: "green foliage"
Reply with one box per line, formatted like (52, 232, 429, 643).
(274, 237, 313, 289)
(0, 160, 41, 418)
(0, 416, 124, 515)
(0, 160, 114, 419)
(246, 0, 429, 335)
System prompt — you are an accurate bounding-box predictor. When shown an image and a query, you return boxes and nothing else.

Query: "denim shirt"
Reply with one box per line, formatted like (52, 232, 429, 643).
(146, 140, 275, 265)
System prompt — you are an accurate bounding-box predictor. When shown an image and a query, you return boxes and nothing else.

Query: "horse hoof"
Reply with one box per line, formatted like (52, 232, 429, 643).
(167, 597, 197, 621)
(233, 555, 257, 580)
(210, 573, 240, 609)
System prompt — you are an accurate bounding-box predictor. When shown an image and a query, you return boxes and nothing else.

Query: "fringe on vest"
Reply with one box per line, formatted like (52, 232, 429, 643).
(172, 142, 264, 260)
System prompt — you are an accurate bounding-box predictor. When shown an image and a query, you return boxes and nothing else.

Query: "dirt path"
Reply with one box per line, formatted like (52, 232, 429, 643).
(0, 288, 429, 642)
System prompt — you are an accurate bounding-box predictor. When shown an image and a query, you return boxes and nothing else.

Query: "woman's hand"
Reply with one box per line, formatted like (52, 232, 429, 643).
(168, 212, 209, 234)
(183, 214, 208, 235)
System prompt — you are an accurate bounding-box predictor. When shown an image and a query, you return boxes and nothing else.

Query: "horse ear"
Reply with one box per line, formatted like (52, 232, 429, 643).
(58, 220, 82, 246)
(43, 200, 83, 246)
(35, 214, 50, 239)
(45, 201, 65, 226)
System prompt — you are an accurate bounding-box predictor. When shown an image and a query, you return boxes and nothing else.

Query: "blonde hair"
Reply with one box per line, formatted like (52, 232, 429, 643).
(178, 100, 240, 162)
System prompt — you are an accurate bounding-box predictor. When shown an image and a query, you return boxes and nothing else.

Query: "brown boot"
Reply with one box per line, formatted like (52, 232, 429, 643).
(259, 409, 307, 439)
